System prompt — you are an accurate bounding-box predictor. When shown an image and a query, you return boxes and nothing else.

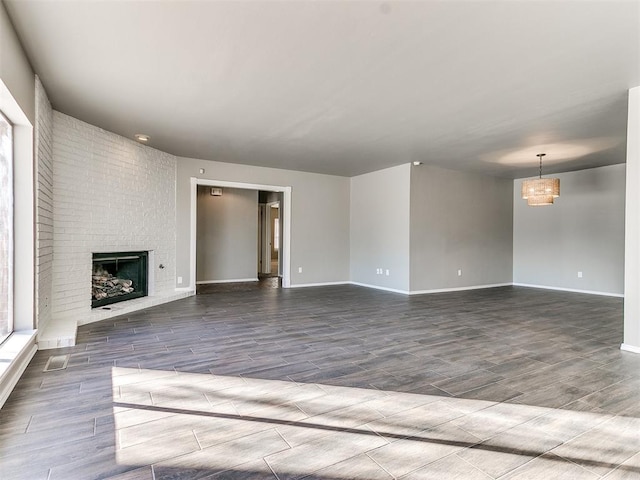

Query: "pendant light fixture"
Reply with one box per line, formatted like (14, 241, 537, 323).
(521, 153, 560, 206)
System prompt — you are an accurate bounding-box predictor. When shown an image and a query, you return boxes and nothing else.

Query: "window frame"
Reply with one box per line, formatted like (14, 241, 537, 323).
(0, 109, 14, 344)
(0, 78, 35, 336)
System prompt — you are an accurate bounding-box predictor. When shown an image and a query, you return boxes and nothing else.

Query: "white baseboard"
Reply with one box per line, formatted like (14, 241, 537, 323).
(349, 282, 410, 295)
(409, 283, 512, 295)
(289, 281, 350, 289)
(512, 283, 624, 298)
(0, 330, 38, 409)
(347, 282, 512, 296)
(196, 278, 258, 285)
(621, 343, 640, 354)
(267, 280, 623, 300)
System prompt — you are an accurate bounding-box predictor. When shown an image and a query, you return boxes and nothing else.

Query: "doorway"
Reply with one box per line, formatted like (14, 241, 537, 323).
(189, 178, 291, 290)
(258, 191, 282, 279)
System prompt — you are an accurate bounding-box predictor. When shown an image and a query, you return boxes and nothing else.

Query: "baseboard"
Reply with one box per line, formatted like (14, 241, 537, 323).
(349, 282, 410, 295)
(174, 287, 195, 293)
(196, 278, 258, 285)
(0, 330, 38, 409)
(621, 343, 640, 354)
(289, 281, 623, 299)
(347, 282, 512, 296)
(289, 281, 350, 289)
(512, 283, 624, 298)
(409, 283, 512, 295)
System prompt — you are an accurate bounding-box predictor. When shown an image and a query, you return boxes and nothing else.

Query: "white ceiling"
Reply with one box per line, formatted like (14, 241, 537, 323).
(5, 0, 640, 178)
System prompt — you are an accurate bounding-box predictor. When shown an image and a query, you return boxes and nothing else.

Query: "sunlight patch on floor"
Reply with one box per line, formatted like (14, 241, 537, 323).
(111, 367, 640, 479)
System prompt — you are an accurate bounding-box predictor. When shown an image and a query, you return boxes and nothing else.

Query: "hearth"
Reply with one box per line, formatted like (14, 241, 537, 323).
(92, 251, 148, 308)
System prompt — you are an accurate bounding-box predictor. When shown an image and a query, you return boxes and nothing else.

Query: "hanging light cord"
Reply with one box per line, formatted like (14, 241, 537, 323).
(537, 153, 546, 179)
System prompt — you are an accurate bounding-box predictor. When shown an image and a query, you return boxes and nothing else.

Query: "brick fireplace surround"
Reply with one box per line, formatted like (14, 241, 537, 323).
(36, 83, 192, 349)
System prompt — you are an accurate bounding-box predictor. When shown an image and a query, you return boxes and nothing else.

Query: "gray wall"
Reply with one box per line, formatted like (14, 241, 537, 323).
(196, 186, 258, 282)
(350, 164, 411, 292)
(0, 1, 34, 123)
(410, 165, 513, 291)
(513, 163, 625, 295)
(177, 157, 350, 287)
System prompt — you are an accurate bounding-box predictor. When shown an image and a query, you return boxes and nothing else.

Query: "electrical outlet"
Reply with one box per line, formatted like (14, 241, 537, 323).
(385, 269, 390, 276)
(457, 269, 462, 276)
(177, 276, 183, 284)
(298, 267, 303, 273)
(578, 271, 583, 278)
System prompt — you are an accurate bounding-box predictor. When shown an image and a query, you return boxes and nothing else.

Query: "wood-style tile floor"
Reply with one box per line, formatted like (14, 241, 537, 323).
(1, 285, 640, 479)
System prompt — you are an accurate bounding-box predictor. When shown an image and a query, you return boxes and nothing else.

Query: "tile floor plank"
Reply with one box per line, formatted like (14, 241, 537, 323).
(0, 285, 637, 480)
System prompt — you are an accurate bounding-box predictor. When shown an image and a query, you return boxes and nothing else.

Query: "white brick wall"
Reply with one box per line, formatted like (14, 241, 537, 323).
(35, 77, 53, 334)
(51, 112, 177, 324)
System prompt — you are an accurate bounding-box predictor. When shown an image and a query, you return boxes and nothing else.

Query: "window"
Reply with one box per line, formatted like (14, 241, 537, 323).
(0, 111, 13, 343)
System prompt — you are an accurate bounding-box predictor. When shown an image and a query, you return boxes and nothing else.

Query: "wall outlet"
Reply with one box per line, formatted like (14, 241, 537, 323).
(385, 269, 390, 276)
(457, 269, 462, 276)
(578, 271, 583, 278)
(177, 276, 183, 284)
(298, 267, 303, 273)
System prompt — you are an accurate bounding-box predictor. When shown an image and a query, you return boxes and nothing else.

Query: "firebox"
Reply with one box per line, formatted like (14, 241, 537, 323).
(92, 251, 148, 308)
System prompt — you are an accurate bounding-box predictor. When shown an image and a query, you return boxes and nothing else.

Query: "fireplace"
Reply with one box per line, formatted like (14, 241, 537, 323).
(92, 251, 148, 308)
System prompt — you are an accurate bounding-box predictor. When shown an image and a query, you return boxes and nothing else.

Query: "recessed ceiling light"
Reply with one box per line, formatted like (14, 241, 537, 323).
(134, 134, 150, 143)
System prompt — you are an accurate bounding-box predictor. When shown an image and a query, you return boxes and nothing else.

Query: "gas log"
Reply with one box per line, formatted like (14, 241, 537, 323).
(92, 264, 135, 301)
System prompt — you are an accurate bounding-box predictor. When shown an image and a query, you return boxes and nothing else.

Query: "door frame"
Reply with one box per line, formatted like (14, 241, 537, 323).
(189, 178, 292, 288)
(258, 204, 265, 274)
(265, 200, 280, 276)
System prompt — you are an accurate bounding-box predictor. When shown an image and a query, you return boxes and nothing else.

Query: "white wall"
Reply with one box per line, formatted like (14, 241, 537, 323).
(196, 186, 258, 282)
(177, 157, 351, 288)
(350, 164, 411, 292)
(35, 77, 53, 335)
(51, 113, 179, 325)
(513, 163, 625, 296)
(624, 86, 640, 351)
(410, 165, 513, 292)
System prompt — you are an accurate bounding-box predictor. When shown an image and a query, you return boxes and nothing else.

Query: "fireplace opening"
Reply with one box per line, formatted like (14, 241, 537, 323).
(92, 251, 148, 308)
